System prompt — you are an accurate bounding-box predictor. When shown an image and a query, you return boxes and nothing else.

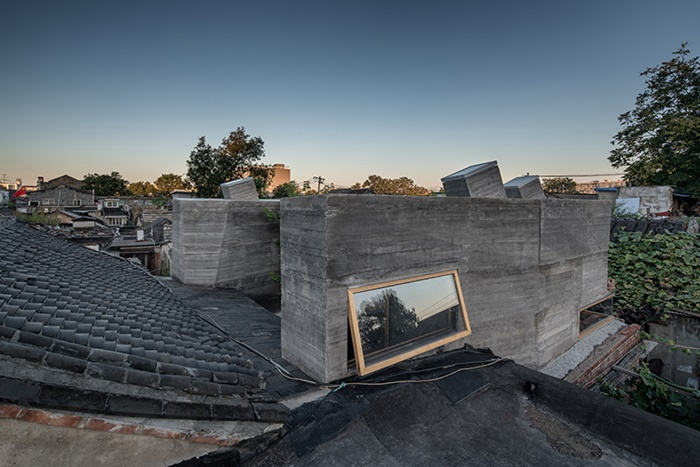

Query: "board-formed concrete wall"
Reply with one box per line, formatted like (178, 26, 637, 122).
(441, 162, 507, 198)
(171, 198, 280, 300)
(280, 195, 612, 383)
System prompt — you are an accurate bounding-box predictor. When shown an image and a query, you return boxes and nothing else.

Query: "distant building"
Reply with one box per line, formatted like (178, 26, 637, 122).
(576, 179, 626, 194)
(37, 174, 84, 191)
(26, 174, 94, 212)
(0, 178, 23, 191)
(268, 164, 291, 192)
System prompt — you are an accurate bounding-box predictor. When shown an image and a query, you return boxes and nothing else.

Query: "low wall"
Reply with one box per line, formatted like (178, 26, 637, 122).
(171, 198, 280, 300)
(281, 195, 611, 383)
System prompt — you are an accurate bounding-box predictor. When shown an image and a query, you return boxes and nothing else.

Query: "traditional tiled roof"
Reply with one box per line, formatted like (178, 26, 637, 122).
(0, 216, 288, 422)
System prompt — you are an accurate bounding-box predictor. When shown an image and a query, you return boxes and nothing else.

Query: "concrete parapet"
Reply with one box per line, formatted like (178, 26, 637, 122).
(171, 198, 280, 300)
(280, 195, 611, 383)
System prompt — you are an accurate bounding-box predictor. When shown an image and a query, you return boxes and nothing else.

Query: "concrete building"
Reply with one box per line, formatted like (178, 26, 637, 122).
(268, 164, 291, 192)
(576, 179, 626, 194)
(280, 195, 611, 383)
(171, 198, 281, 301)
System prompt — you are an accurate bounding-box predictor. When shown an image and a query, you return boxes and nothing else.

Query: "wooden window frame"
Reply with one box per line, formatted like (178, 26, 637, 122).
(347, 270, 471, 376)
(578, 292, 615, 338)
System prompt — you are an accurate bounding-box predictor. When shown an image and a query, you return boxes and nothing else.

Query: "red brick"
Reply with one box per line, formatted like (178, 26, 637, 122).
(139, 427, 188, 440)
(83, 418, 119, 432)
(83, 417, 140, 434)
(0, 404, 23, 419)
(18, 408, 83, 428)
(112, 423, 140, 435)
(188, 432, 233, 446)
(18, 408, 55, 425)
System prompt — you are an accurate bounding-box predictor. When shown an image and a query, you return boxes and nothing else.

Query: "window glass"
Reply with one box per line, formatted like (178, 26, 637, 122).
(348, 270, 471, 375)
(579, 294, 614, 337)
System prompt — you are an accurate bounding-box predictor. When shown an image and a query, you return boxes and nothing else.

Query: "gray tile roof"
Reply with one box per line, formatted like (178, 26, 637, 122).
(0, 217, 289, 422)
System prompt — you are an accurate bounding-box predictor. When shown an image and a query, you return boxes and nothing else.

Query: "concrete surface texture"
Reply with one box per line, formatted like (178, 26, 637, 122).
(648, 312, 700, 388)
(171, 198, 281, 300)
(619, 185, 673, 215)
(541, 319, 626, 379)
(280, 195, 612, 383)
(221, 177, 260, 201)
(0, 417, 221, 467)
(441, 161, 507, 198)
(504, 175, 546, 199)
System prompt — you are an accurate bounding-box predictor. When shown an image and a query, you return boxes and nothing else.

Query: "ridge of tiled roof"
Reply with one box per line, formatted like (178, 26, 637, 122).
(0, 217, 289, 423)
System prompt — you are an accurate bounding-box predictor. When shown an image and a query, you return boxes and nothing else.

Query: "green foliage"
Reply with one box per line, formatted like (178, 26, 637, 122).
(248, 165, 274, 197)
(268, 271, 281, 283)
(152, 194, 168, 208)
(128, 181, 157, 196)
(16, 211, 61, 226)
(542, 177, 577, 194)
(263, 207, 280, 224)
(154, 173, 190, 194)
(186, 128, 270, 198)
(83, 172, 130, 196)
(357, 289, 420, 354)
(271, 181, 302, 198)
(600, 363, 700, 430)
(609, 43, 700, 196)
(608, 231, 700, 313)
(641, 331, 700, 359)
(351, 175, 430, 196)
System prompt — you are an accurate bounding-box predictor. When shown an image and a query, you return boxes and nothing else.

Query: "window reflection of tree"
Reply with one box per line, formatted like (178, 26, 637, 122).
(357, 289, 420, 355)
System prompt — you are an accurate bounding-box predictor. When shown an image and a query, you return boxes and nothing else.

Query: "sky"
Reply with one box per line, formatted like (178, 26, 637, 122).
(2, 1, 700, 190)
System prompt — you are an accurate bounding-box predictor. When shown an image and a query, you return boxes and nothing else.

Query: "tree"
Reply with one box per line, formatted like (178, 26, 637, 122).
(609, 43, 700, 196)
(154, 173, 190, 194)
(128, 181, 157, 196)
(186, 127, 271, 198)
(248, 165, 274, 197)
(271, 181, 302, 198)
(83, 172, 130, 196)
(357, 289, 419, 355)
(542, 177, 577, 194)
(352, 175, 430, 196)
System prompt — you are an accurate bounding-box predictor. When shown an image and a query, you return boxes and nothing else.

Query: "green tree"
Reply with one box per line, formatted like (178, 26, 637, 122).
(186, 127, 271, 198)
(353, 175, 430, 195)
(83, 172, 130, 196)
(271, 180, 302, 198)
(154, 173, 190, 194)
(609, 44, 700, 196)
(248, 165, 274, 197)
(542, 177, 577, 194)
(129, 181, 157, 196)
(357, 289, 420, 354)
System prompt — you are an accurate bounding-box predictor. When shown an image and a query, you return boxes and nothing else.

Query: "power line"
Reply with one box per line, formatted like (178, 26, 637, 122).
(538, 173, 624, 178)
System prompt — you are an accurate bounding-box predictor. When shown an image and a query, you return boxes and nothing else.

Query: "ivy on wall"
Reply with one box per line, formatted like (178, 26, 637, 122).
(609, 232, 700, 315)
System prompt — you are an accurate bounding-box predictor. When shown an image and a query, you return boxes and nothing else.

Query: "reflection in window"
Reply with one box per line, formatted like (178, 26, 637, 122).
(348, 270, 471, 376)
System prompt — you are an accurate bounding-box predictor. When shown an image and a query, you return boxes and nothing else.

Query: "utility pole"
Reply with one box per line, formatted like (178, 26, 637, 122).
(313, 176, 325, 193)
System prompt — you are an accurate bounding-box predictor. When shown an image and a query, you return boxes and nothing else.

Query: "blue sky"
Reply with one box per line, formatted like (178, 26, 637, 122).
(2, 1, 699, 190)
